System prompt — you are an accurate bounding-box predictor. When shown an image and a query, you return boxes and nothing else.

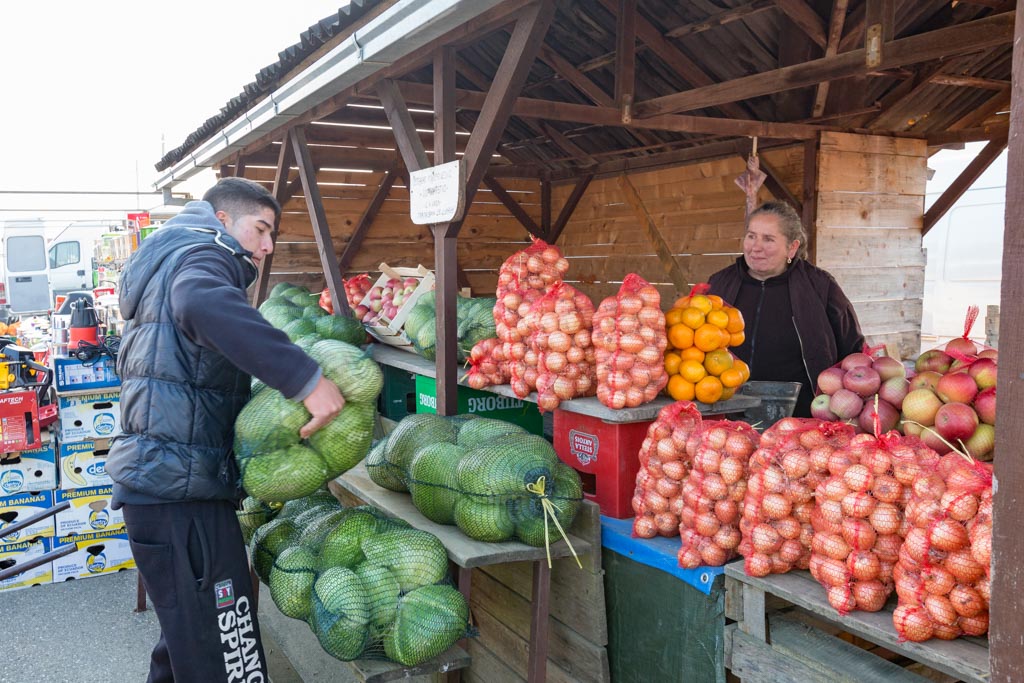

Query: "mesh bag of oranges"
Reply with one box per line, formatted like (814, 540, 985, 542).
(528, 283, 597, 412)
(592, 274, 669, 409)
(494, 238, 568, 397)
(664, 283, 748, 406)
(632, 401, 703, 539)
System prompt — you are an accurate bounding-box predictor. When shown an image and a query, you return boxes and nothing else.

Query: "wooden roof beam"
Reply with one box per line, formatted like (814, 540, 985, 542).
(614, 0, 637, 119)
(376, 79, 430, 172)
(926, 121, 1010, 146)
(776, 0, 828, 49)
(252, 136, 294, 306)
(337, 168, 399, 272)
(482, 176, 546, 239)
(634, 11, 1015, 117)
(922, 134, 1008, 235)
(812, 0, 850, 118)
(929, 74, 1012, 90)
(595, 0, 755, 121)
(538, 43, 613, 107)
(665, 0, 776, 39)
(547, 174, 593, 243)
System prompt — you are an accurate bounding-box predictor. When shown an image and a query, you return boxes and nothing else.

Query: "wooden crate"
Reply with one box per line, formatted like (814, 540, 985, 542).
(724, 564, 989, 683)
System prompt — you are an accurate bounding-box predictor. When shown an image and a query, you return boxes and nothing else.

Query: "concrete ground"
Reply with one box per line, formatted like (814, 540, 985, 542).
(0, 569, 307, 683)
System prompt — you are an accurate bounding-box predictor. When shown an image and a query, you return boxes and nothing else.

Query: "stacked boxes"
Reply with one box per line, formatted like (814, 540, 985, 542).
(0, 435, 58, 592)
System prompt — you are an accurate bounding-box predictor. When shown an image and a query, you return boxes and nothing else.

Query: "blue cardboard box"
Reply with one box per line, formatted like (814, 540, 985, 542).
(53, 356, 120, 394)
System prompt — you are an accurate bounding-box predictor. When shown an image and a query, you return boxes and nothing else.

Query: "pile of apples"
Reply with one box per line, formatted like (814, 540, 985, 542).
(812, 353, 909, 433)
(902, 339, 996, 459)
(354, 276, 421, 325)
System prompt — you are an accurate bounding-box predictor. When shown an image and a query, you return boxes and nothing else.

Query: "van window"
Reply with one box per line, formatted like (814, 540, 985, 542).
(7, 235, 47, 272)
(944, 203, 1003, 282)
(49, 240, 81, 269)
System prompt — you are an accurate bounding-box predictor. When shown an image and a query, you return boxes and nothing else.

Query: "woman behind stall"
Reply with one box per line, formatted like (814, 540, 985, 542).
(708, 201, 865, 417)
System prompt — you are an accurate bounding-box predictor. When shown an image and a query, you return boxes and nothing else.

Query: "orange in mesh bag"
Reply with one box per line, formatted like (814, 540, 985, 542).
(740, 418, 856, 578)
(495, 239, 568, 398)
(893, 452, 992, 642)
(677, 420, 759, 568)
(593, 274, 669, 409)
(809, 430, 941, 615)
(465, 338, 509, 390)
(632, 401, 703, 539)
(528, 283, 597, 411)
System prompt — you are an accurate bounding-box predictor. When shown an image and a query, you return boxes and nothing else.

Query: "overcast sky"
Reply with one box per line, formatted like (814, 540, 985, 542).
(0, 1, 348, 224)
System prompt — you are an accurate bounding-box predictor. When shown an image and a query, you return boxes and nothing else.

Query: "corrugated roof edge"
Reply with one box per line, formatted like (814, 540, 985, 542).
(155, 0, 379, 172)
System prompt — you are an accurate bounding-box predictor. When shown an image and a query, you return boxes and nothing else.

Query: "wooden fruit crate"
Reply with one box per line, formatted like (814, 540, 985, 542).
(724, 564, 989, 683)
(360, 262, 435, 350)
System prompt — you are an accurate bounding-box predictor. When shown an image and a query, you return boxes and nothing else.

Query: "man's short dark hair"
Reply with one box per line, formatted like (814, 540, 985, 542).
(203, 177, 281, 224)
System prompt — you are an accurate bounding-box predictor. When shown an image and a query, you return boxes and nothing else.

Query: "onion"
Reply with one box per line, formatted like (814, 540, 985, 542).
(841, 518, 877, 551)
(752, 524, 783, 554)
(853, 580, 888, 612)
(959, 611, 989, 636)
(929, 519, 969, 552)
(714, 525, 741, 550)
(678, 546, 703, 569)
(841, 492, 877, 519)
(762, 493, 793, 520)
(869, 503, 902, 535)
(941, 491, 979, 522)
(945, 549, 985, 584)
(633, 515, 658, 538)
(774, 517, 801, 540)
(921, 566, 956, 596)
(714, 499, 739, 525)
(948, 584, 985, 617)
(655, 511, 680, 536)
(924, 594, 958, 626)
(720, 457, 745, 485)
(701, 542, 729, 567)
(702, 474, 728, 501)
(779, 539, 804, 564)
(894, 605, 934, 642)
(848, 550, 881, 581)
(843, 465, 874, 492)
(828, 585, 857, 613)
(645, 492, 669, 514)
(971, 526, 992, 567)
(781, 450, 811, 479)
(745, 553, 773, 578)
(656, 477, 681, 499)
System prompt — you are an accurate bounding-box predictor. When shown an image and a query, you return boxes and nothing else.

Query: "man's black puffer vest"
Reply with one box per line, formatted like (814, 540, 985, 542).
(107, 206, 257, 502)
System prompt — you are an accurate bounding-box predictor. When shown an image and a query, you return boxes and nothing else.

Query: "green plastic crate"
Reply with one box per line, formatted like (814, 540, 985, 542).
(414, 375, 543, 435)
(378, 365, 418, 422)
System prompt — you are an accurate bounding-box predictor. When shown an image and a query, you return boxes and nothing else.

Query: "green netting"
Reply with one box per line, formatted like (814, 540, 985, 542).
(237, 496, 280, 544)
(308, 340, 383, 404)
(277, 491, 339, 519)
(404, 293, 498, 363)
(384, 584, 470, 666)
(250, 517, 299, 583)
(360, 528, 449, 593)
(270, 546, 318, 621)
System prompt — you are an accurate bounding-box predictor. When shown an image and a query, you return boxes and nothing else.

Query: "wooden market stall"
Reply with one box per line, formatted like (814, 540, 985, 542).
(152, 1, 1022, 681)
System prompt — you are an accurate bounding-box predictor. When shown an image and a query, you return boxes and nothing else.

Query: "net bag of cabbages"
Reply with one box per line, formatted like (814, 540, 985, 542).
(739, 418, 855, 577)
(632, 401, 703, 539)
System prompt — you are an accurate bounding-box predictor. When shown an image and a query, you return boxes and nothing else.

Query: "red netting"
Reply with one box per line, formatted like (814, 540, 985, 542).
(495, 239, 568, 398)
(632, 401, 703, 539)
(740, 418, 856, 577)
(677, 419, 760, 568)
(592, 274, 669, 409)
(892, 454, 992, 642)
(528, 283, 596, 412)
(809, 431, 941, 616)
(465, 338, 509, 390)
(343, 274, 372, 310)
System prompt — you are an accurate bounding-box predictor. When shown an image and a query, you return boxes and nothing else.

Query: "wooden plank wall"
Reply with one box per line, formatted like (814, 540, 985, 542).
(245, 166, 538, 294)
(550, 146, 804, 305)
(813, 132, 927, 359)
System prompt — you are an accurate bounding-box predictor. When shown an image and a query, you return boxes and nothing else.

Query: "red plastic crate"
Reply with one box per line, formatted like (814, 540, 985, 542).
(552, 410, 651, 519)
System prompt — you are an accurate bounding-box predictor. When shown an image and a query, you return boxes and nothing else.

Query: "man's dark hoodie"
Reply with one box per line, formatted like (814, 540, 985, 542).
(107, 201, 320, 506)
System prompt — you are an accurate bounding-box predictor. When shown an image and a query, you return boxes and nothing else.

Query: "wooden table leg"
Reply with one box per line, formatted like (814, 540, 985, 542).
(135, 572, 147, 612)
(527, 561, 551, 683)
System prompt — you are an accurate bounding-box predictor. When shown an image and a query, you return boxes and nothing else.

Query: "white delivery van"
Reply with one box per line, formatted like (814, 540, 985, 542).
(921, 150, 1006, 350)
(1, 220, 52, 315)
(47, 222, 119, 295)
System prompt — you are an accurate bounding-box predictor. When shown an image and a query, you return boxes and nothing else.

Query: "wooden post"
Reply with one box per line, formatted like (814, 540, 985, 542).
(801, 135, 819, 263)
(290, 127, 346, 318)
(990, 2, 1024, 678)
(541, 178, 552, 235)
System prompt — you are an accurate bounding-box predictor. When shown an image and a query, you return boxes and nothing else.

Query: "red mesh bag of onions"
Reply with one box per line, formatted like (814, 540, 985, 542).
(593, 274, 669, 410)
(465, 338, 510, 390)
(632, 401, 703, 539)
(740, 418, 856, 578)
(677, 420, 759, 569)
(528, 283, 597, 412)
(495, 239, 569, 398)
(809, 431, 941, 616)
(892, 452, 992, 642)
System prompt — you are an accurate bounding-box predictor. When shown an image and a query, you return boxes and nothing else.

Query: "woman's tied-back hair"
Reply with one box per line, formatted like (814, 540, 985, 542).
(749, 200, 807, 259)
(203, 177, 282, 224)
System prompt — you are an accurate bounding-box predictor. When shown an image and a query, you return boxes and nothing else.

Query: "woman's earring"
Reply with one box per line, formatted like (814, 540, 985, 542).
(787, 257, 792, 264)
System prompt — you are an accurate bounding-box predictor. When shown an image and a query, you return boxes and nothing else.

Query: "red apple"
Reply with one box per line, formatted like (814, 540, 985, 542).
(858, 397, 900, 435)
(916, 349, 953, 375)
(934, 402, 979, 443)
(921, 427, 952, 455)
(910, 371, 942, 392)
(843, 366, 881, 398)
(968, 358, 997, 390)
(811, 393, 838, 420)
(974, 387, 996, 425)
(830, 389, 864, 420)
(946, 337, 979, 357)
(872, 356, 906, 382)
(841, 353, 874, 372)
(936, 372, 979, 405)
(902, 388, 942, 426)
(978, 349, 998, 361)
(901, 419, 923, 437)
(878, 377, 909, 409)
(963, 423, 994, 459)
(817, 367, 846, 395)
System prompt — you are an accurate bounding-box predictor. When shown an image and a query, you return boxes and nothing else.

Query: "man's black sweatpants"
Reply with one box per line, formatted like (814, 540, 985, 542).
(122, 500, 268, 683)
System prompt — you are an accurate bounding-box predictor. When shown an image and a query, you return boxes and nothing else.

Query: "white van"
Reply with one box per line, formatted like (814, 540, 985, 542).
(47, 222, 119, 295)
(1, 220, 51, 315)
(921, 150, 1006, 350)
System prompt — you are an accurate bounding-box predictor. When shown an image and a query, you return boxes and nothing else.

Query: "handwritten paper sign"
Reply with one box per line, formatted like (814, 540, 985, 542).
(409, 160, 465, 225)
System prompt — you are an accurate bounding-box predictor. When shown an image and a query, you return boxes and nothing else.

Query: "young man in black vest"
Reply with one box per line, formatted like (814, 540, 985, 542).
(108, 177, 345, 682)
